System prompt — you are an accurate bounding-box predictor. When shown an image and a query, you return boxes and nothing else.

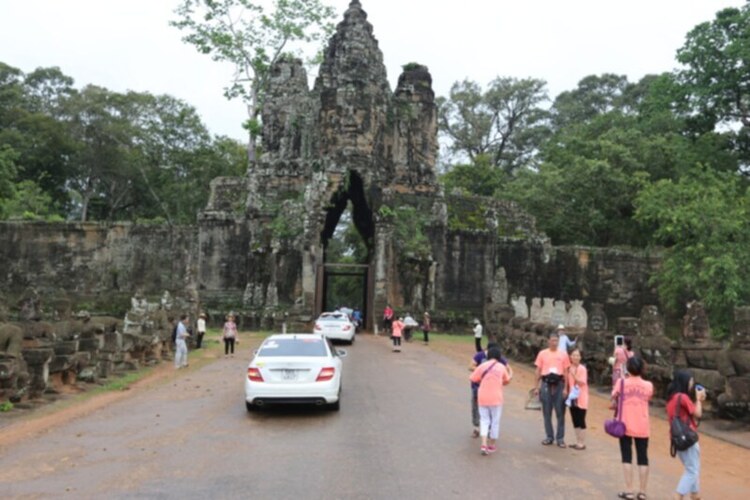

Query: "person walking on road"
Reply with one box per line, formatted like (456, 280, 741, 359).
(566, 347, 588, 450)
(383, 305, 394, 335)
(196, 313, 207, 349)
(223, 314, 238, 358)
(666, 369, 705, 500)
(391, 316, 404, 352)
(612, 356, 653, 500)
(174, 314, 190, 369)
(534, 331, 571, 447)
(470, 346, 512, 455)
(421, 311, 431, 345)
(473, 318, 483, 352)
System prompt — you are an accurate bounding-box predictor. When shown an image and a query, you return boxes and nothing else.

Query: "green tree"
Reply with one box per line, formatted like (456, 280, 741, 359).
(676, 4, 750, 129)
(437, 77, 549, 174)
(171, 0, 335, 164)
(635, 166, 750, 334)
(551, 74, 631, 129)
(0, 63, 76, 210)
(0, 145, 19, 217)
(439, 154, 505, 197)
(1, 179, 59, 220)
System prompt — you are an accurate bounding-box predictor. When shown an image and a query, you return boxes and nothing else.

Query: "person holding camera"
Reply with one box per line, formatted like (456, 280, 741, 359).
(666, 369, 705, 500)
(612, 336, 635, 387)
(534, 331, 571, 447)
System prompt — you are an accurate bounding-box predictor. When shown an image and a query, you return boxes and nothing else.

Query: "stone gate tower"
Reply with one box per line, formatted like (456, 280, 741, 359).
(198, 0, 541, 329)
(199, 0, 445, 328)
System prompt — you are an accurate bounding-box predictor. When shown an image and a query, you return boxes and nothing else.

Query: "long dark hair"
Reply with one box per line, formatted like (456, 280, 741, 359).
(667, 369, 693, 399)
(626, 356, 644, 376)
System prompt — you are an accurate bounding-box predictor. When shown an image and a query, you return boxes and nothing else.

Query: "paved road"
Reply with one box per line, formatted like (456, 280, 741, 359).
(0, 334, 737, 499)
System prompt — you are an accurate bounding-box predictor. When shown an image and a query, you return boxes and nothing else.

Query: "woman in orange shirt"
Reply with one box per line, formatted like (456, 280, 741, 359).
(612, 356, 653, 500)
(566, 348, 589, 450)
(470, 347, 512, 455)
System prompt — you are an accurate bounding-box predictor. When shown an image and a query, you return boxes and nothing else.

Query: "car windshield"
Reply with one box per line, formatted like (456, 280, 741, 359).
(257, 337, 329, 357)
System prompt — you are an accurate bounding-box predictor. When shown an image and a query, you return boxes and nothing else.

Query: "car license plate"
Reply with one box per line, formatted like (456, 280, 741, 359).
(282, 370, 297, 381)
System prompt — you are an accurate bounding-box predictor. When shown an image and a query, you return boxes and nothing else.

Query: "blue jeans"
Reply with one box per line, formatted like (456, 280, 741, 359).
(676, 442, 700, 495)
(540, 382, 565, 442)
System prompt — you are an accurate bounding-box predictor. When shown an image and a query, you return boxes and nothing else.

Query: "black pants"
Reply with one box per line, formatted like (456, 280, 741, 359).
(196, 332, 205, 349)
(475, 337, 482, 352)
(570, 406, 587, 429)
(224, 338, 235, 355)
(392, 336, 401, 347)
(423, 329, 429, 343)
(619, 436, 649, 466)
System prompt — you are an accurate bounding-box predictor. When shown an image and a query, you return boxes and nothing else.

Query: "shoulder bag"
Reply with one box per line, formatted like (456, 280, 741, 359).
(670, 394, 699, 456)
(604, 378, 627, 438)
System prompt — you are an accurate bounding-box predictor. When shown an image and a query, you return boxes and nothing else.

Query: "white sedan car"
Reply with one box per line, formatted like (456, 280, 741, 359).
(314, 312, 356, 344)
(245, 334, 346, 411)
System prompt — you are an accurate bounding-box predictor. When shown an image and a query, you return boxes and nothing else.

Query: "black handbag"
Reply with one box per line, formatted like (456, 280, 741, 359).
(670, 394, 699, 456)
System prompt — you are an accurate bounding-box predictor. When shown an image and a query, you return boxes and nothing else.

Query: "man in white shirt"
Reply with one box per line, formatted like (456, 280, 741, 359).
(196, 313, 207, 349)
(473, 318, 483, 352)
(174, 314, 191, 369)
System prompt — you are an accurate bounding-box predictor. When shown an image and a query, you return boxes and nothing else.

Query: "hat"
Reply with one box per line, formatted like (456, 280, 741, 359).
(424, 311, 430, 317)
(473, 318, 480, 324)
(199, 313, 207, 319)
(556, 324, 566, 331)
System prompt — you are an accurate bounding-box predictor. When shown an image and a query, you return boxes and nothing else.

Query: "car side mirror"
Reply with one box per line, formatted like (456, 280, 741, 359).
(337, 349, 348, 357)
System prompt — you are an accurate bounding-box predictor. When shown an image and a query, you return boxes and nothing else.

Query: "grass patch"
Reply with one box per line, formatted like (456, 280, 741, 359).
(93, 370, 153, 393)
(423, 332, 475, 344)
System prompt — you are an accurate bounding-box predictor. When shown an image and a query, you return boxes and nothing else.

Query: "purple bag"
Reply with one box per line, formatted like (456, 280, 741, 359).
(604, 379, 627, 438)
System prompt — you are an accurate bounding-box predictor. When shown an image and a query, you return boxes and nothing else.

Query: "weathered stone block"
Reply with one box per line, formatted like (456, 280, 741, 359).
(683, 349, 720, 371)
(78, 368, 97, 383)
(49, 354, 75, 373)
(102, 332, 122, 353)
(53, 340, 79, 355)
(729, 349, 750, 377)
(691, 368, 725, 394)
(98, 360, 114, 379)
(717, 350, 736, 377)
(78, 337, 102, 352)
(21, 348, 54, 365)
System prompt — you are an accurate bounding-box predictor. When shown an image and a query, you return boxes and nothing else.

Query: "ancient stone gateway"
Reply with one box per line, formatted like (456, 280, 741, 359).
(199, 1, 546, 330)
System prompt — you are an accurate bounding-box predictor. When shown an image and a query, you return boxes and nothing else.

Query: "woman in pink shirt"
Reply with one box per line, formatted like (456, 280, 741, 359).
(391, 316, 404, 352)
(611, 356, 653, 500)
(566, 348, 588, 450)
(470, 347, 512, 455)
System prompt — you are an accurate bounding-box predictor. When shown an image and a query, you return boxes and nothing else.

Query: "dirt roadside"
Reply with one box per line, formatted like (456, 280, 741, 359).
(0, 334, 254, 450)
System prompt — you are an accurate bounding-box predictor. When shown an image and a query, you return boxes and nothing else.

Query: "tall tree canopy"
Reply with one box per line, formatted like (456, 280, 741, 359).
(437, 77, 549, 174)
(0, 62, 246, 223)
(171, 0, 335, 163)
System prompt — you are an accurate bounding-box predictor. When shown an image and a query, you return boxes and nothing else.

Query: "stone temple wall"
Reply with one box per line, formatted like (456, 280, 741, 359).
(0, 222, 197, 313)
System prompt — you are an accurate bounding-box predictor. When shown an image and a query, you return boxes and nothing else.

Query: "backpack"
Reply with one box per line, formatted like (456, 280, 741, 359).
(670, 394, 698, 456)
(171, 323, 178, 344)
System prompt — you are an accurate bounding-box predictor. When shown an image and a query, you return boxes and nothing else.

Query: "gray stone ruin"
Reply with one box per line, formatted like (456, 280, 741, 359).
(0, 290, 189, 407)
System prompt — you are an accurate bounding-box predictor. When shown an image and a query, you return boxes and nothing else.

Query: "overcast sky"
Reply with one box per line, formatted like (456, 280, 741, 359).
(1, 0, 745, 141)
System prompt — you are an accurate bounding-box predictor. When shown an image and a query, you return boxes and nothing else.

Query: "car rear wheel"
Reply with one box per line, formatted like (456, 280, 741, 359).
(246, 401, 256, 412)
